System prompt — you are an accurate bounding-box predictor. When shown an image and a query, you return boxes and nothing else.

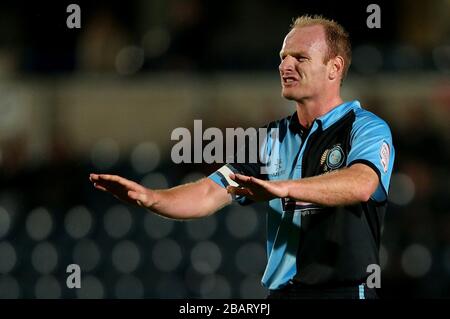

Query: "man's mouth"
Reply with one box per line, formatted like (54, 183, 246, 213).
(282, 76, 299, 86)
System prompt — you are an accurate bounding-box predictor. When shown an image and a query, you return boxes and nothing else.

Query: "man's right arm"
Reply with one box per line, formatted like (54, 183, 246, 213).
(90, 174, 232, 220)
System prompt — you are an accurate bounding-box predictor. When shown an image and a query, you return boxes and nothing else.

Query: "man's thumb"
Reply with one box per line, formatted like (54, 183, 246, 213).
(129, 191, 147, 206)
(137, 193, 148, 206)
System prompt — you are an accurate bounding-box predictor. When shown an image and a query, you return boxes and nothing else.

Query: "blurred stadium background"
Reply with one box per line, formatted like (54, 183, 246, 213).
(0, 0, 449, 298)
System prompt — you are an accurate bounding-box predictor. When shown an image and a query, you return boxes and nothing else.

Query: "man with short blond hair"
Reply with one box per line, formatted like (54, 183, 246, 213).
(90, 15, 395, 299)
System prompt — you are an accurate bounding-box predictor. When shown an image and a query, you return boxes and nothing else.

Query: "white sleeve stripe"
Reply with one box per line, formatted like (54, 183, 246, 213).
(217, 165, 239, 187)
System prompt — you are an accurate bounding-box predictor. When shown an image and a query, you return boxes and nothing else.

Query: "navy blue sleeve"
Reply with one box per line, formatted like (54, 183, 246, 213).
(347, 111, 395, 202)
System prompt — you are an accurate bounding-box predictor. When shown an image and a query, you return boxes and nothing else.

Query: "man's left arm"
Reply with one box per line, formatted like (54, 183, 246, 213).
(227, 163, 378, 206)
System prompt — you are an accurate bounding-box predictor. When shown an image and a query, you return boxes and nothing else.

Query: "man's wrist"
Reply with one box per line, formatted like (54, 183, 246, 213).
(147, 189, 161, 211)
(284, 179, 300, 200)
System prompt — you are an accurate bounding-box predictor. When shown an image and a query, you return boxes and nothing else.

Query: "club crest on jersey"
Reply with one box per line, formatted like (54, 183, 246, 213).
(321, 144, 345, 172)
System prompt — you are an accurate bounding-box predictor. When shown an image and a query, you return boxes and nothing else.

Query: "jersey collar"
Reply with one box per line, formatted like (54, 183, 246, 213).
(289, 100, 361, 134)
(316, 100, 361, 130)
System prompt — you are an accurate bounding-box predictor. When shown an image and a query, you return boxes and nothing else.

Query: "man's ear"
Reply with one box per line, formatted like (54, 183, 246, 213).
(328, 55, 344, 81)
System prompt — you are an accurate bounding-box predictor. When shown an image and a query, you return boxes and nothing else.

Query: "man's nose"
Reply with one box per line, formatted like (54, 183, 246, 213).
(279, 55, 295, 73)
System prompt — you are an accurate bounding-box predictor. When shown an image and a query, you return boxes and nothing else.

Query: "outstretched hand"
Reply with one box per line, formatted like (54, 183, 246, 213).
(89, 174, 156, 208)
(226, 173, 289, 202)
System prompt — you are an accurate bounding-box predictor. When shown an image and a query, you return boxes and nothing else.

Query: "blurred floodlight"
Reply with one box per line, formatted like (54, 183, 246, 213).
(352, 44, 383, 74)
(114, 275, 144, 299)
(90, 138, 120, 170)
(200, 274, 231, 299)
(0, 207, 11, 239)
(184, 266, 203, 294)
(0, 89, 26, 136)
(115, 46, 145, 75)
(389, 173, 415, 206)
(0, 241, 17, 273)
(401, 244, 432, 278)
(35, 275, 61, 299)
(0, 275, 20, 298)
(0, 192, 20, 220)
(433, 45, 450, 73)
(104, 205, 133, 239)
(76, 275, 105, 299)
(391, 45, 423, 70)
(143, 213, 174, 239)
(130, 142, 161, 174)
(65, 206, 93, 239)
(26, 207, 53, 241)
(186, 215, 217, 241)
(235, 242, 266, 275)
(141, 172, 169, 189)
(190, 241, 222, 275)
(73, 239, 101, 272)
(240, 275, 266, 299)
(226, 206, 258, 239)
(111, 240, 141, 274)
(142, 27, 171, 58)
(152, 238, 182, 272)
(155, 275, 187, 298)
(31, 242, 58, 274)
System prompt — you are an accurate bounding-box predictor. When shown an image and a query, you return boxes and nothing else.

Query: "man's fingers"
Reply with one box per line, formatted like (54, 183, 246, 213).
(247, 176, 265, 187)
(128, 190, 142, 201)
(91, 175, 136, 198)
(98, 174, 122, 182)
(227, 186, 251, 197)
(231, 174, 266, 190)
(234, 173, 251, 182)
(92, 173, 140, 190)
(93, 183, 107, 192)
(230, 173, 253, 186)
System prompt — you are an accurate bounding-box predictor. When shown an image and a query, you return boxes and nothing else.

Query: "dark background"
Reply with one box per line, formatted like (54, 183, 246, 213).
(0, 0, 449, 298)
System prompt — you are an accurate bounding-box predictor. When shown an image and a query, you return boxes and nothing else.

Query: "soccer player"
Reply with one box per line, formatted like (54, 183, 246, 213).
(90, 15, 395, 299)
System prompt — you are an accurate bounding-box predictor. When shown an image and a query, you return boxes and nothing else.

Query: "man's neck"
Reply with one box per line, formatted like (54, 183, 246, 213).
(295, 96, 344, 128)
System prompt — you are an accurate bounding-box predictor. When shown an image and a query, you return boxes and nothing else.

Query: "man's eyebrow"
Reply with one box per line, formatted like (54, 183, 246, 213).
(279, 50, 309, 58)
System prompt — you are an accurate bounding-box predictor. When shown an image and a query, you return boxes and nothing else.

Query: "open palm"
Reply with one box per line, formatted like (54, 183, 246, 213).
(89, 174, 155, 208)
